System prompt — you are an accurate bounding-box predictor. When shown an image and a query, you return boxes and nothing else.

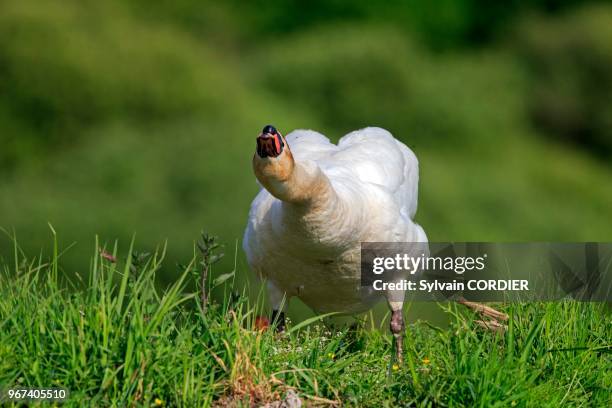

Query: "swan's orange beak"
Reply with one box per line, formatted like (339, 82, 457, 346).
(256, 125, 284, 158)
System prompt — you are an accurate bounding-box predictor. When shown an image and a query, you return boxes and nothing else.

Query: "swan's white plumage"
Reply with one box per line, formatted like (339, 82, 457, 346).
(244, 127, 427, 314)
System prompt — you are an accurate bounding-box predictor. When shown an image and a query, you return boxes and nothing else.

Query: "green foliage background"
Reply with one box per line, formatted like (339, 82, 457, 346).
(1, 0, 611, 289)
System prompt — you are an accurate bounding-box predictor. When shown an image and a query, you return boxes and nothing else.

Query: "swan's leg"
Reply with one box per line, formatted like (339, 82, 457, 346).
(267, 281, 288, 332)
(389, 301, 405, 363)
(271, 309, 286, 332)
(386, 281, 406, 363)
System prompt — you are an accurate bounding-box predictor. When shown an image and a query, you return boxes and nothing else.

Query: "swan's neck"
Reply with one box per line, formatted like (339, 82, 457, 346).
(254, 150, 356, 252)
(253, 150, 337, 209)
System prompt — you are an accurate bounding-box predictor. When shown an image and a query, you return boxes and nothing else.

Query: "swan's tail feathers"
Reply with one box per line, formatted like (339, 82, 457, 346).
(414, 223, 428, 244)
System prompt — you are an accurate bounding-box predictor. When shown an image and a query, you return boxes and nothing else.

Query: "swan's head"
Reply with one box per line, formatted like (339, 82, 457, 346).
(256, 125, 286, 158)
(253, 124, 295, 193)
(253, 125, 325, 203)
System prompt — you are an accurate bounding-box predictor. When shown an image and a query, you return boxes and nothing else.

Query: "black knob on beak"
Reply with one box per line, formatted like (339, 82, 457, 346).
(262, 125, 277, 135)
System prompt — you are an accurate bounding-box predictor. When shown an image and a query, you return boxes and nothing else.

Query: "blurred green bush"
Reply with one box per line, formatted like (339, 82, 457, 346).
(220, 0, 585, 50)
(253, 26, 525, 150)
(0, 1, 242, 169)
(516, 5, 612, 156)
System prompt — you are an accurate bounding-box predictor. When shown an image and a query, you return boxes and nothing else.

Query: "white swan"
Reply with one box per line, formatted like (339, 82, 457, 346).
(243, 125, 428, 359)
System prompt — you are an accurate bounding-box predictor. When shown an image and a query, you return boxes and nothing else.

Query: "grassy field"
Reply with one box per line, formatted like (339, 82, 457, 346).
(1, 234, 610, 407)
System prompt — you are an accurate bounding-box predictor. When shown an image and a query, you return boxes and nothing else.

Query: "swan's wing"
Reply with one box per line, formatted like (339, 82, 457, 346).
(329, 127, 420, 220)
(243, 187, 275, 274)
(285, 129, 337, 162)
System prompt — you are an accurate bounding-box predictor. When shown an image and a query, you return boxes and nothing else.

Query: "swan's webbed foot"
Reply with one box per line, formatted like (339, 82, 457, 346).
(271, 309, 286, 332)
(457, 298, 509, 322)
(457, 298, 508, 333)
(390, 309, 404, 363)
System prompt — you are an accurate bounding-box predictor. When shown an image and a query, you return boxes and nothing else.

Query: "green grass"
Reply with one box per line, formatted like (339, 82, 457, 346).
(1, 235, 610, 407)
